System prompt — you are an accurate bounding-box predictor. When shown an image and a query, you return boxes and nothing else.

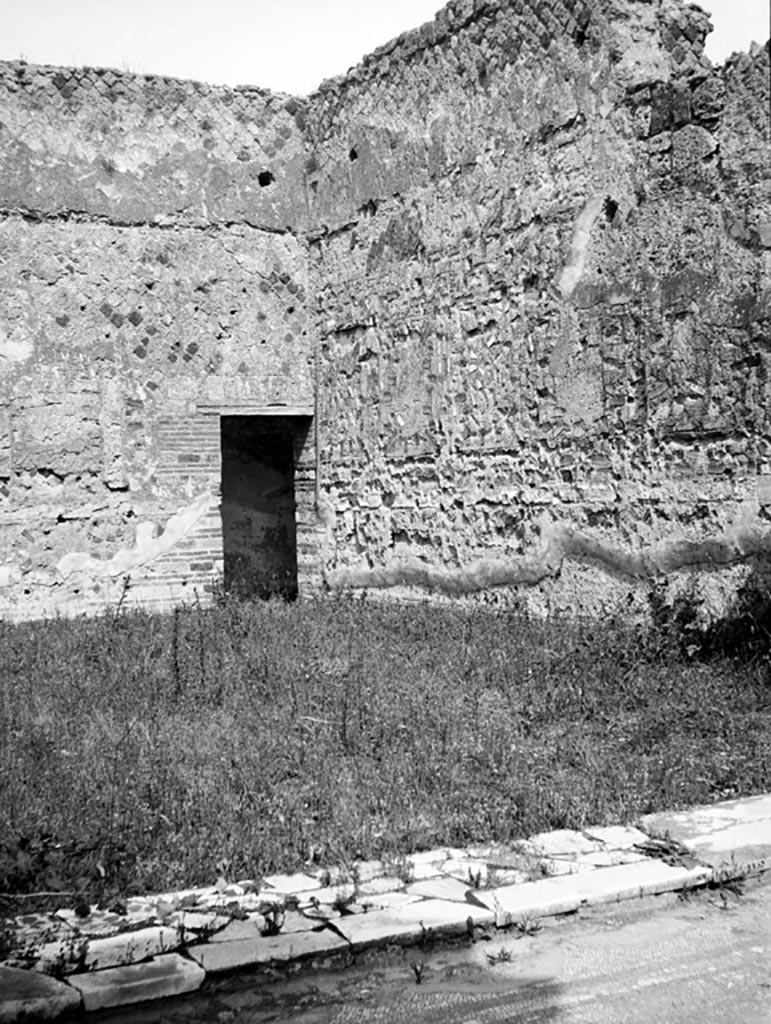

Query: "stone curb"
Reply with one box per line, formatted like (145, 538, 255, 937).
(1, 794, 769, 1022)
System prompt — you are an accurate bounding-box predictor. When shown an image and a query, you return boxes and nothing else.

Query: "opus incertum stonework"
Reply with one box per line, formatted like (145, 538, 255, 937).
(0, 0, 768, 621)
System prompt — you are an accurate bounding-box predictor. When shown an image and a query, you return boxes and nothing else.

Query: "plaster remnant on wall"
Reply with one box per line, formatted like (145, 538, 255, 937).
(56, 491, 212, 580)
(557, 194, 607, 299)
(0, 324, 33, 365)
(325, 520, 771, 595)
(0, 565, 22, 588)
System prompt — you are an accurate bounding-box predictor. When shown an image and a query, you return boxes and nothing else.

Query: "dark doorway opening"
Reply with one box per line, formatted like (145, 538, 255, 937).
(220, 415, 310, 600)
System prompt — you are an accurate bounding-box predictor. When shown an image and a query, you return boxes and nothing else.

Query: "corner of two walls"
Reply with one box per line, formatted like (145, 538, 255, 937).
(305, 0, 771, 619)
(1, 1, 769, 621)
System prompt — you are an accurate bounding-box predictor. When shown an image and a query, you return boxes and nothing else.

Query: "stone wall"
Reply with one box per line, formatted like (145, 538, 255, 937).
(0, 64, 316, 619)
(307, 0, 771, 616)
(0, 0, 769, 620)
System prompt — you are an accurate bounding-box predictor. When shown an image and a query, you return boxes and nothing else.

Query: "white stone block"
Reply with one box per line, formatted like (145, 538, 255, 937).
(68, 953, 204, 1012)
(539, 857, 595, 876)
(280, 910, 321, 934)
(83, 926, 181, 971)
(262, 872, 322, 894)
(0, 965, 81, 1022)
(640, 795, 771, 874)
(474, 878, 581, 925)
(525, 829, 604, 857)
(207, 918, 263, 943)
(406, 876, 474, 902)
(476, 858, 712, 926)
(358, 876, 407, 896)
(358, 891, 423, 910)
(578, 850, 648, 867)
(336, 898, 494, 950)
(187, 927, 349, 973)
(169, 911, 230, 935)
(351, 859, 385, 883)
(300, 882, 356, 906)
(441, 857, 490, 884)
(582, 825, 650, 849)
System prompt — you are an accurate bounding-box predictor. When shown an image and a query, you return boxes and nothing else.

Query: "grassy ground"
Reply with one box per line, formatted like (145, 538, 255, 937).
(1, 594, 770, 909)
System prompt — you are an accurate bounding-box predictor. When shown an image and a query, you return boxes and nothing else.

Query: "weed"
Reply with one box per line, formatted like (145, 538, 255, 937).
(410, 960, 426, 984)
(331, 888, 357, 914)
(258, 902, 285, 937)
(708, 864, 746, 899)
(387, 855, 414, 885)
(467, 867, 483, 889)
(514, 913, 542, 937)
(0, 918, 15, 960)
(486, 946, 513, 965)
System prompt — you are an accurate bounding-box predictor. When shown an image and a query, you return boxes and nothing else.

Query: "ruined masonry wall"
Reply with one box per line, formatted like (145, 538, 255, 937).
(1, 0, 769, 620)
(0, 65, 314, 618)
(307, 0, 771, 614)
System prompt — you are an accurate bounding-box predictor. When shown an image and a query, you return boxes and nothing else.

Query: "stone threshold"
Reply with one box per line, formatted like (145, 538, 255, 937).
(1, 793, 770, 1021)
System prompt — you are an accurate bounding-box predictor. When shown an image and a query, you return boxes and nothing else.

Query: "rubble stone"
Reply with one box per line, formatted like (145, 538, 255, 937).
(0, 965, 81, 1022)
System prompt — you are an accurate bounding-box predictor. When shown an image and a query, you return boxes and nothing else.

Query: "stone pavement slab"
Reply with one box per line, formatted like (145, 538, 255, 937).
(171, 911, 231, 936)
(300, 882, 356, 906)
(578, 849, 649, 867)
(334, 898, 495, 951)
(55, 908, 125, 937)
(186, 926, 350, 973)
(524, 829, 604, 857)
(0, 965, 81, 1022)
(358, 891, 423, 910)
(207, 918, 264, 943)
(358, 875, 407, 896)
(67, 954, 204, 1012)
(82, 925, 181, 972)
(583, 824, 649, 849)
(262, 873, 322, 893)
(474, 858, 712, 926)
(639, 794, 771, 875)
(406, 876, 473, 902)
(440, 857, 491, 884)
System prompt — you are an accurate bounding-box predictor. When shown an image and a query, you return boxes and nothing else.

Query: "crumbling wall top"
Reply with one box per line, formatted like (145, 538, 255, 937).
(0, 61, 310, 231)
(310, 0, 715, 107)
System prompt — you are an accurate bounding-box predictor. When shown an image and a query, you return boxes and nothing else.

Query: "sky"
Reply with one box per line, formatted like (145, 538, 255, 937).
(0, 0, 768, 96)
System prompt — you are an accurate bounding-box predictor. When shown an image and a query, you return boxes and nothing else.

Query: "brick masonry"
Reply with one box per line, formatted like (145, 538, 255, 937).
(0, 0, 769, 619)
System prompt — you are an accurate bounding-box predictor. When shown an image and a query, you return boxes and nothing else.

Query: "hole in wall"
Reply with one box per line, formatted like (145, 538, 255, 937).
(349, 147, 358, 161)
(603, 196, 619, 223)
(258, 170, 275, 187)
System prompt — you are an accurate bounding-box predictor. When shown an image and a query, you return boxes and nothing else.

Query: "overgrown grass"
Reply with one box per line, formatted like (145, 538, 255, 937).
(1, 594, 769, 909)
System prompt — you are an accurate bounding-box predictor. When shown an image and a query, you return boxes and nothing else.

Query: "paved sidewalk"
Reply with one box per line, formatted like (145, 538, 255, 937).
(2, 794, 770, 1022)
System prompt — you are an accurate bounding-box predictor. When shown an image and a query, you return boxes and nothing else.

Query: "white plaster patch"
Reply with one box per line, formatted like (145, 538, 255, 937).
(0, 564, 22, 588)
(56, 491, 212, 580)
(557, 194, 606, 298)
(0, 324, 33, 364)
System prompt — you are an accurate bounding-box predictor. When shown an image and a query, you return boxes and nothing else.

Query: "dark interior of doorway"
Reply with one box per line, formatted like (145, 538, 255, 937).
(220, 415, 309, 600)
